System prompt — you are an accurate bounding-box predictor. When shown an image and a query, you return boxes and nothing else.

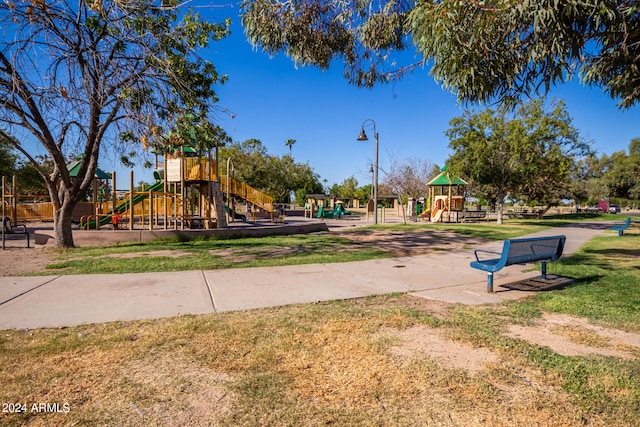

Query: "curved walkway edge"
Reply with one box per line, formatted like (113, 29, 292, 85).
(0, 222, 616, 330)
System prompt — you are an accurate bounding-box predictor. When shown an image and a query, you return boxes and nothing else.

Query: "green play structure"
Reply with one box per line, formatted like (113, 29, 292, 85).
(316, 203, 351, 219)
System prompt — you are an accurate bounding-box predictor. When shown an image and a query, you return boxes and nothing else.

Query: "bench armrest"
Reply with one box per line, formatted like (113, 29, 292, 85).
(13, 223, 28, 234)
(473, 249, 501, 263)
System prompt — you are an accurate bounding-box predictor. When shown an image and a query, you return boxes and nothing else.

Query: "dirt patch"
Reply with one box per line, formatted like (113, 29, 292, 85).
(88, 249, 192, 259)
(210, 246, 310, 263)
(506, 313, 640, 359)
(332, 228, 485, 257)
(117, 355, 234, 423)
(0, 247, 55, 276)
(381, 313, 640, 378)
(387, 325, 500, 374)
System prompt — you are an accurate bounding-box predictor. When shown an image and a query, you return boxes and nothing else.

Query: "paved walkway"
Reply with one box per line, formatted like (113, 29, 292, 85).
(0, 222, 615, 329)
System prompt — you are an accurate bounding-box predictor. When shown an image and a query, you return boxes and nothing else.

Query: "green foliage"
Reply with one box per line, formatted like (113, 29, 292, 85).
(220, 139, 323, 203)
(241, 0, 640, 108)
(241, 0, 413, 87)
(577, 138, 640, 207)
(0, 134, 18, 179)
(331, 176, 359, 200)
(285, 138, 296, 157)
(446, 99, 591, 220)
(601, 140, 640, 202)
(0, 0, 231, 246)
(0, 135, 47, 194)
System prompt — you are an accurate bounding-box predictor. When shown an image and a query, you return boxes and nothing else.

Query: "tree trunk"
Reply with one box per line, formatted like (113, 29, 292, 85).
(497, 200, 504, 225)
(53, 198, 77, 248)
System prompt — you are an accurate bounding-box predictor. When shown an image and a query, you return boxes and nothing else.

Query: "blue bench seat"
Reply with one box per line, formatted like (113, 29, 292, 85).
(611, 217, 631, 237)
(470, 235, 566, 293)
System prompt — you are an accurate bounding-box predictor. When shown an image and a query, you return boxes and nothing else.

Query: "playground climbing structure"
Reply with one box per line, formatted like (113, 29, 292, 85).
(423, 166, 467, 223)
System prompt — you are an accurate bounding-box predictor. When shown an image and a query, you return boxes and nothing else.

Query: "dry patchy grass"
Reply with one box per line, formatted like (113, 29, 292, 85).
(2, 295, 639, 426)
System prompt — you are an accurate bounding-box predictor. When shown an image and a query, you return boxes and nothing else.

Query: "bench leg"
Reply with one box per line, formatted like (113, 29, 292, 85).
(541, 261, 547, 279)
(618, 229, 623, 237)
(487, 273, 494, 293)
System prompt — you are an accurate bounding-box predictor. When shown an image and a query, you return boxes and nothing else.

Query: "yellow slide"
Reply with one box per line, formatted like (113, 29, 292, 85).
(430, 196, 449, 223)
(430, 206, 446, 223)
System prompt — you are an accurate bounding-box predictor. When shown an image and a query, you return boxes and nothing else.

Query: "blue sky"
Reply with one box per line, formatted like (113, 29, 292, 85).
(113, 10, 640, 190)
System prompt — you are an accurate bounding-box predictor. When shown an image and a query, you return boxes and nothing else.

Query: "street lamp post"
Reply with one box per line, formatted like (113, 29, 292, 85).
(357, 119, 379, 225)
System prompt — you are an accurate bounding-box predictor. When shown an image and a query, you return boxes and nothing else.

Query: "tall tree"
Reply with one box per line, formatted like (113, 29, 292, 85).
(330, 176, 359, 201)
(0, 133, 18, 179)
(446, 99, 590, 223)
(0, 133, 47, 195)
(599, 139, 640, 206)
(241, 0, 640, 108)
(220, 139, 323, 203)
(0, 1, 229, 247)
(285, 138, 297, 157)
(382, 157, 438, 199)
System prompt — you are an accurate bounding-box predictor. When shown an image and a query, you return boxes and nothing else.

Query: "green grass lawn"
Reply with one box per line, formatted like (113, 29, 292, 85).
(40, 213, 627, 275)
(1, 218, 639, 425)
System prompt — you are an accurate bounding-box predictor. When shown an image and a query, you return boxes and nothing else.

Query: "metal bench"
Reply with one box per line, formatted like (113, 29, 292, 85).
(610, 217, 631, 237)
(461, 210, 486, 222)
(2, 216, 30, 248)
(470, 235, 566, 293)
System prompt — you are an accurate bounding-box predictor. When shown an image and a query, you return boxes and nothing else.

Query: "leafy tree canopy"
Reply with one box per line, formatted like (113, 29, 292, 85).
(0, 0, 230, 246)
(220, 139, 323, 203)
(591, 138, 640, 203)
(446, 98, 591, 223)
(241, 0, 640, 108)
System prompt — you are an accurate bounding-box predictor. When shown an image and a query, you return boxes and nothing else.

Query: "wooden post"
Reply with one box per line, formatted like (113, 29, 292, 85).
(173, 182, 178, 230)
(92, 177, 97, 219)
(163, 166, 168, 230)
(2, 176, 5, 250)
(149, 190, 154, 231)
(112, 171, 117, 226)
(129, 170, 134, 230)
(180, 158, 185, 230)
(12, 175, 17, 223)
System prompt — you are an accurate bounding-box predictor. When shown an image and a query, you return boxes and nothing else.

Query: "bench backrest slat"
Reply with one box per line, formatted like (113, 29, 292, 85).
(503, 235, 565, 266)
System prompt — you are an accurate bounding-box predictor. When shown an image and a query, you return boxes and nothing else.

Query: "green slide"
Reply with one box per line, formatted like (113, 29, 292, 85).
(83, 180, 166, 229)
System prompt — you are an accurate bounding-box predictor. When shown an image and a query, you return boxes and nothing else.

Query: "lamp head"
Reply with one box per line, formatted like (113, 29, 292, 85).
(357, 129, 368, 141)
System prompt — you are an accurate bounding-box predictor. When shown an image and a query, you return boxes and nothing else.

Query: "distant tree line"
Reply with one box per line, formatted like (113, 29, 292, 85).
(4, 103, 638, 214)
(219, 138, 323, 205)
(446, 98, 640, 222)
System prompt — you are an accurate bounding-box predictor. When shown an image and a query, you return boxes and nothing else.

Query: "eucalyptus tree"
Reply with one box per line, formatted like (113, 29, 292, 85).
(0, 0, 229, 247)
(241, 0, 640, 108)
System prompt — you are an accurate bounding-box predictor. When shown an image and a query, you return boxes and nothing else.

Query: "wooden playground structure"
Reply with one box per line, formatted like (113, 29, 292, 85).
(2, 148, 276, 232)
(418, 166, 468, 223)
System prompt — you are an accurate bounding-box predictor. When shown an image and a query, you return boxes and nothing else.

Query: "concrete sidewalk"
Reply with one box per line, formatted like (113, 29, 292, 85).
(0, 222, 615, 329)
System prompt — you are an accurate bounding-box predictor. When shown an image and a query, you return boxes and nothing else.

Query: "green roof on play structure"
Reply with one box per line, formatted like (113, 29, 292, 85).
(67, 157, 111, 180)
(427, 166, 468, 186)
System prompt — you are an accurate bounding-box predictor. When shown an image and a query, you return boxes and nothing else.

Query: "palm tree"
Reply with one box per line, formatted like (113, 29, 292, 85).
(285, 139, 296, 157)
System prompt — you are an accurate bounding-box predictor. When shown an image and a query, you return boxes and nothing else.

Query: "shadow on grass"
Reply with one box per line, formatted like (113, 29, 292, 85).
(556, 253, 603, 267)
(564, 275, 604, 286)
(587, 248, 640, 258)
